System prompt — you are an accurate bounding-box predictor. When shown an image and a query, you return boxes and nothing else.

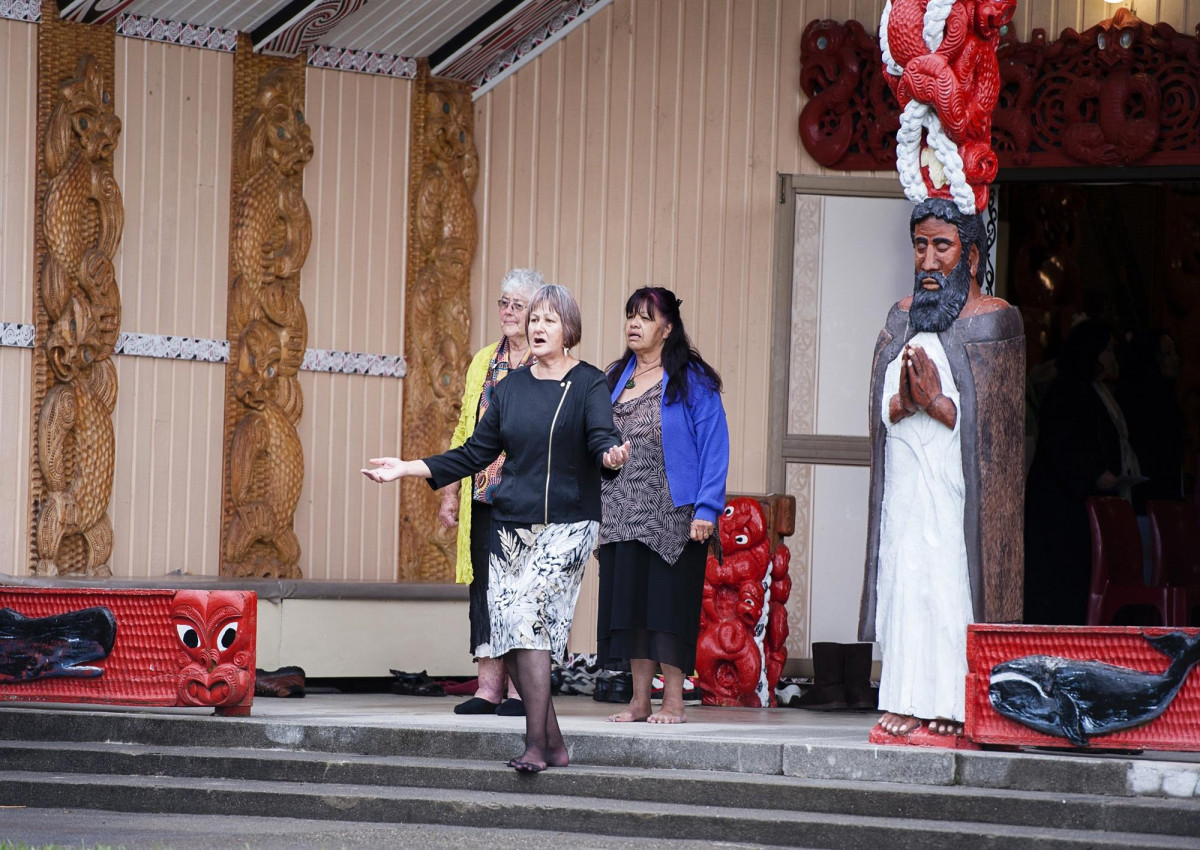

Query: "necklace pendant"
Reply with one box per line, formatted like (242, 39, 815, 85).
(625, 378, 636, 390)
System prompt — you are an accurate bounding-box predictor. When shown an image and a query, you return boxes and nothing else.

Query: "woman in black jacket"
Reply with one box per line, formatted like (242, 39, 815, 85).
(364, 284, 629, 772)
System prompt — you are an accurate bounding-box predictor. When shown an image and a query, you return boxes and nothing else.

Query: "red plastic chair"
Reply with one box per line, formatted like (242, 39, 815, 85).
(1085, 497, 1177, 626)
(1147, 500, 1200, 626)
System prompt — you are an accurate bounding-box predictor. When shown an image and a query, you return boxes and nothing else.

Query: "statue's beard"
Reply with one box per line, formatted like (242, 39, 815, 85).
(910, 257, 972, 333)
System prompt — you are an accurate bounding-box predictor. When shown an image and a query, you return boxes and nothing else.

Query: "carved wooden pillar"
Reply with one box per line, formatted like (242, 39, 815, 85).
(398, 61, 477, 582)
(29, 0, 122, 577)
(219, 37, 312, 578)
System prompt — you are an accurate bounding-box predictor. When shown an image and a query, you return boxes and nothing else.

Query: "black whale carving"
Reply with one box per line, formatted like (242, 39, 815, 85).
(0, 606, 117, 683)
(988, 631, 1200, 746)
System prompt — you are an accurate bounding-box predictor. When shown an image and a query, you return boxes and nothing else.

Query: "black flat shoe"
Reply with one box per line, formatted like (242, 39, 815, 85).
(496, 698, 526, 716)
(453, 697, 500, 715)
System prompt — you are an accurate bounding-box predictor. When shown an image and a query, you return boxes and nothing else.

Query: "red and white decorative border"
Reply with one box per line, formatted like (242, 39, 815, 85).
(1, 323, 406, 378)
(308, 46, 417, 79)
(115, 13, 238, 52)
(436, 0, 611, 96)
(0, 0, 40, 23)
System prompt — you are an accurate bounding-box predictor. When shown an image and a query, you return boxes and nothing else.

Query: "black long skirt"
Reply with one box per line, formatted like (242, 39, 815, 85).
(467, 501, 493, 656)
(596, 539, 707, 673)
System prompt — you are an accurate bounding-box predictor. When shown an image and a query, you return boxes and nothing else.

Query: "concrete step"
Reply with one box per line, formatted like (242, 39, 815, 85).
(1, 706, 1194, 800)
(0, 740, 1197, 842)
(1, 769, 1196, 850)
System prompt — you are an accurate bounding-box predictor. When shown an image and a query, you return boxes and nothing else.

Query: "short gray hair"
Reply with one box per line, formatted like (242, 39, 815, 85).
(528, 284, 583, 349)
(499, 268, 543, 301)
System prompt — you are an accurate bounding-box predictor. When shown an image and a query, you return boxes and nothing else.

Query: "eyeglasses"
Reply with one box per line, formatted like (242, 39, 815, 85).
(497, 298, 528, 313)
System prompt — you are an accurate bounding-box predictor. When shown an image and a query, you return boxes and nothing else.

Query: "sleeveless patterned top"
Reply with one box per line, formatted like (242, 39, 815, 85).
(599, 381, 694, 563)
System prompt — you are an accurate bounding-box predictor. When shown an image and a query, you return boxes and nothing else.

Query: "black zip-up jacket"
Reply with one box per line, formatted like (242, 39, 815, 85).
(424, 362, 622, 525)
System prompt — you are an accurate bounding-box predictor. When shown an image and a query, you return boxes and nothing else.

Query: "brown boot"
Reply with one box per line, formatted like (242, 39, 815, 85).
(254, 666, 306, 698)
(797, 643, 847, 710)
(842, 643, 877, 710)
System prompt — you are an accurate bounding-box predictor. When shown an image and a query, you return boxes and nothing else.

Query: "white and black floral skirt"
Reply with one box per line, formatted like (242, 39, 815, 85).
(487, 519, 599, 659)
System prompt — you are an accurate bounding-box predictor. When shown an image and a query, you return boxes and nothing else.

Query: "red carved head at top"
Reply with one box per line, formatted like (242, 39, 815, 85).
(171, 590, 255, 708)
(719, 498, 767, 553)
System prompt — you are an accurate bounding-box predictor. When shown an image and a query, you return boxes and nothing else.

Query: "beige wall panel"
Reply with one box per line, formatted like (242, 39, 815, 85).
(0, 350, 33, 573)
(298, 67, 411, 582)
(108, 356, 224, 577)
(0, 20, 36, 573)
(94, 39, 233, 578)
(294, 371, 402, 582)
(114, 39, 232, 339)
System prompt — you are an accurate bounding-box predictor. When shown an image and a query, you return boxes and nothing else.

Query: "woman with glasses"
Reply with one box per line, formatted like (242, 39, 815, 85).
(435, 268, 543, 717)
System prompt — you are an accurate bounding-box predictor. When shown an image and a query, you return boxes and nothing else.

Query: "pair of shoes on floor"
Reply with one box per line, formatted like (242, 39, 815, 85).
(388, 669, 446, 697)
(650, 674, 700, 703)
(454, 696, 525, 716)
(593, 672, 632, 703)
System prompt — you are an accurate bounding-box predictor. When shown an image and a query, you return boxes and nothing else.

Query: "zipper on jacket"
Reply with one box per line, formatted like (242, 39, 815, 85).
(545, 380, 572, 523)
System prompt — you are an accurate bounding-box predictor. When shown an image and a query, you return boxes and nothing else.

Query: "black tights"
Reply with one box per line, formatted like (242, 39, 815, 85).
(505, 648, 568, 769)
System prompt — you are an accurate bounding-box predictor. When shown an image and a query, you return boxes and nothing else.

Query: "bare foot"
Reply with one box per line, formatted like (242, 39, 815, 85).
(927, 717, 963, 736)
(607, 707, 651, 722)
(878, 712, 920, 735)
(648, 706, 687, 724)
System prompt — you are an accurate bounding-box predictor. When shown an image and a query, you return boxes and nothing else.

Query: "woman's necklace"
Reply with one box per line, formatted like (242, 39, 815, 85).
(625, 360, 661, 390)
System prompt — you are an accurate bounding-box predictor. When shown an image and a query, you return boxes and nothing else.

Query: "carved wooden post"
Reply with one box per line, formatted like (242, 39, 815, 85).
(219, 38, 312, 578)
(29, 1, 122, 577)
(398, 61, 477, 582)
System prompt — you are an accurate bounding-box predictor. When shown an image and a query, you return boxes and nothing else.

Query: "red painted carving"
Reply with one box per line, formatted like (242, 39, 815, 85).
(0, 588, 255, 716)
(966, 624, 1200, 751)
(882, 0, 1016, 211)
(171, 590, 255, 711)
(800, 9, 1200, 172)
(799, 19, 899, 169)
(696, 497, 790, 707)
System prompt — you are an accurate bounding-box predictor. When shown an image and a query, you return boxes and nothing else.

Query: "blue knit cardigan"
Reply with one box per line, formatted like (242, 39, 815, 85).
(609, 358, 730, 524)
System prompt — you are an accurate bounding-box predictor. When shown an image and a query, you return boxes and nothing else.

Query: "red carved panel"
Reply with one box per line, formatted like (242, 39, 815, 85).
(0, 587, 255, 714)
(696, 497, 790, 708)
(966, 624, 1200, 751)
(799, 11, 1200, 172)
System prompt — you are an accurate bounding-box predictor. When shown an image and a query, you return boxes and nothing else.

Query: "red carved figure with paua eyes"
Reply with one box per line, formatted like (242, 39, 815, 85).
(171, 590, 256, 714)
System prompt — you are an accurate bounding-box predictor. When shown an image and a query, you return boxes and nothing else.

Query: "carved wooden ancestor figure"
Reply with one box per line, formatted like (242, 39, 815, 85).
(222, 67, 312, 578)
(399, 75, 477, 581)
(34, 55, 123, 578)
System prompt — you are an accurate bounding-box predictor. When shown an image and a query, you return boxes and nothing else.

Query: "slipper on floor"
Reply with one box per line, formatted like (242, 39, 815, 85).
(453, 696, 500, 715)
(496, 698, 526, 716)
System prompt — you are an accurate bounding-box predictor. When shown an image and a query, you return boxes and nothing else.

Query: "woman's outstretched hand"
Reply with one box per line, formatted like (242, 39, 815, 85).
(361, 457, 406, 483)
(603, 441, 631, 470)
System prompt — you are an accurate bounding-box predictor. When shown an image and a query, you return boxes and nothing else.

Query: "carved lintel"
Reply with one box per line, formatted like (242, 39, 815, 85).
(219, 38, 311, 579)
(30, 1, 121, 578)
(398, 61, 478, 583)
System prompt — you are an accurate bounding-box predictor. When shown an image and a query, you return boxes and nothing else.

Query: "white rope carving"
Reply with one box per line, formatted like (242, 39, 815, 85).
(879, 0, 975, 215)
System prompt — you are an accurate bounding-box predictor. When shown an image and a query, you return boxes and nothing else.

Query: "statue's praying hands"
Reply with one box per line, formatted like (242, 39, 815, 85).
(889, 344, 957, 429)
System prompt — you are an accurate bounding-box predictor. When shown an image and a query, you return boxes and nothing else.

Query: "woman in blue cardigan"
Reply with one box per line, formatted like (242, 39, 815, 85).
(599, 287, 729, 724)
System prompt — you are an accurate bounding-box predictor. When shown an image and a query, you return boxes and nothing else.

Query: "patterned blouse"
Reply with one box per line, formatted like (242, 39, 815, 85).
(472, 336, 532, 503)
(600, 382, 694, 563)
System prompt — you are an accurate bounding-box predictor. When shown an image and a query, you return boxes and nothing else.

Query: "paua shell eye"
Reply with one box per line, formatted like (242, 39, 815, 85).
(816, 36, 828, 49)
(1097, 32, 1107, 50)
(277, 126, 287, 140)
(443, 101, 450, 114)
(295, 110, 304, 123)
(79, 116, 89, 130)
(1119, 31, 1133, 49)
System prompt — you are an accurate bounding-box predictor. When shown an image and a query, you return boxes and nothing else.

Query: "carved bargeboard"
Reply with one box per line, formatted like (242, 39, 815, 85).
(31, 24, 123, 578)
(398, 64, 477, 582)
(220, 45, 312, 579)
